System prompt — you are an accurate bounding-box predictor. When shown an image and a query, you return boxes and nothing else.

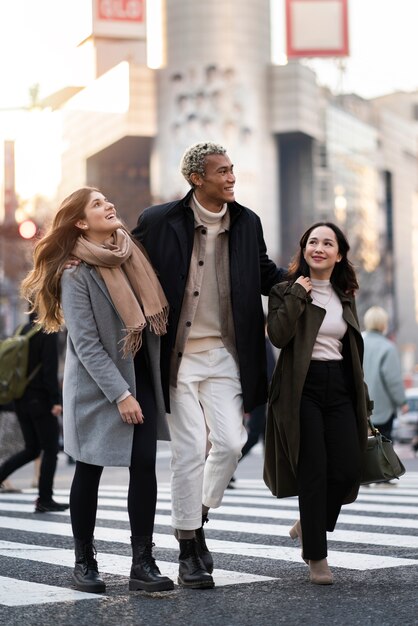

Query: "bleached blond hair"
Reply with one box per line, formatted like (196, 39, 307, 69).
(364, 306, 389, 333)
(180, 142, 226, 187)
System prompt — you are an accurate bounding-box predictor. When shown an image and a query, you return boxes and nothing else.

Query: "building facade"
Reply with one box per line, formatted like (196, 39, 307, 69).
(7, 0, 418, 369)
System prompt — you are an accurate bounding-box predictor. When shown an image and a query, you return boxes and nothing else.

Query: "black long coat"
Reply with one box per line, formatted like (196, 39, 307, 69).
(132, 190, 284, 413)
(263, 281, 373, 504)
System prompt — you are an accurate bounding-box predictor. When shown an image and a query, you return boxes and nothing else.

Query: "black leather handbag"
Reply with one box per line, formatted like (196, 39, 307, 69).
(360, 419, 406, 485)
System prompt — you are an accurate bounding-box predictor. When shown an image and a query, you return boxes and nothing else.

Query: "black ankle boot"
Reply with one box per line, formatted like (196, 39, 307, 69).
(129, 536, 174, 592)
(195, 514, 214, 574)
(73, 538, 106, 593)
(178, 538, 214, 589)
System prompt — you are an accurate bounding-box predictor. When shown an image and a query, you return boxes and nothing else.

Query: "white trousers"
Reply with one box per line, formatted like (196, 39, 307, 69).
(168, 347, 247, 530)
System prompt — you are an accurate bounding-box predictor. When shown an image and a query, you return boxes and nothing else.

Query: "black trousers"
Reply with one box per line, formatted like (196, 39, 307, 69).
(70, 345, 158, 541)
(376, 414, 395, 440)
(240, 403, 266, 460)
(297, 360, 361, 561)
(0, 402, 60, 502)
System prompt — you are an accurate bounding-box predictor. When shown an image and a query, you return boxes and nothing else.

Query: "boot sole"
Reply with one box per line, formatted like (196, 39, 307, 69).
(177, 576, 215, 589)
(73, 581, 106, 593)
(129, 579, 174, 592)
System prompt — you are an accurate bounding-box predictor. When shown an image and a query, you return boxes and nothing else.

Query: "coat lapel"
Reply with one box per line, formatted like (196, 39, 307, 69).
(167, 202, 195, 269)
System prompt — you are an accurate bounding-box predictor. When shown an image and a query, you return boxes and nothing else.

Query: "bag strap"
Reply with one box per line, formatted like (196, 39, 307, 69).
(17, 324, 43, 385)
(367, 417, 379, 436)
(23, 324, 42, 340)
(14, 323, 42, 340)
(26, 362, 42, 385)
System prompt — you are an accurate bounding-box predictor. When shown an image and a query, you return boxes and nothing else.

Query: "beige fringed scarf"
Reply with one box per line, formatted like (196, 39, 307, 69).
(73, 229, 168, 357)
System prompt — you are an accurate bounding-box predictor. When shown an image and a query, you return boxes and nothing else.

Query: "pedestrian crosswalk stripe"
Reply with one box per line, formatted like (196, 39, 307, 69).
(0, 473, 417, 609)
(0, 540, 276, 590)
(3, 490, 418, 516)
(0, 575, 101, 606)
(51, 486, 418, 503)
(0, 513, 417, 571)
(1, 503, 418, 548)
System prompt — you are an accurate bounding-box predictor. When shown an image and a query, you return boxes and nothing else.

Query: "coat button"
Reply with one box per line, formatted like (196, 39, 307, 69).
(177, 352, 182, 358)
(193, 291, 199, 297)
(201, 228, 207, 235)
(198, 260, 204, 266)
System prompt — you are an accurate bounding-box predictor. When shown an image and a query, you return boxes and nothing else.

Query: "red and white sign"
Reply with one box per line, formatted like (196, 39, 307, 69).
(285, 0, 349, 58)
(93, 0, 146, 38)
(97, 0, 144, 22)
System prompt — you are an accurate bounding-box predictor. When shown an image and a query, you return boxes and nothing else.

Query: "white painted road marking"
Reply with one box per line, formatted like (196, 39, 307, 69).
(0, 474, 417, 607)
(0, 575, 102, 606)
(0, 540, 276, 591)
(0, 514, 417, 571)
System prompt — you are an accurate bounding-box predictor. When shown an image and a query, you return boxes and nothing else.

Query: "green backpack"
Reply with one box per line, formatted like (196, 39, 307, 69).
(0, 324, 42, 404)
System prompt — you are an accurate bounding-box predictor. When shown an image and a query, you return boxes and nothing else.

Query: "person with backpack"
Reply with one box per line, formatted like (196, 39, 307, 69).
(20, 187, 174, 594)
(0, 313, 68, 512)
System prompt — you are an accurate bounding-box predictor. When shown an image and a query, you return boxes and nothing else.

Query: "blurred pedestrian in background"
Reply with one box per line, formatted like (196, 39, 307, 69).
(0, 313, 66, 512)
(241, 328, 276, 461)
(0, 401, 24, 493)
(264, 222, 373, 585)
(21, 187, 174, 594)
(362, 306, 408, 441)
(228, 321, 276, 488)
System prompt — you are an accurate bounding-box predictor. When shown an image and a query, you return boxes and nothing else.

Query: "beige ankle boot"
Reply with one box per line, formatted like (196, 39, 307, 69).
(309, 558, 333, 585)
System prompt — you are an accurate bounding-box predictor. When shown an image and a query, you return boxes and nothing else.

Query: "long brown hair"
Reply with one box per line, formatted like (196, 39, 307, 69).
(21, 187, 100, 331)
(286, 222, 359, 295)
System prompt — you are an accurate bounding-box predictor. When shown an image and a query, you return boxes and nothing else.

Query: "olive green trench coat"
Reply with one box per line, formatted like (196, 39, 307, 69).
(263, 281, 373, 504)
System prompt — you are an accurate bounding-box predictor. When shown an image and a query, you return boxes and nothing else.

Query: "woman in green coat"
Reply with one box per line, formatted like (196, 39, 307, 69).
(264, 222, 373, 585)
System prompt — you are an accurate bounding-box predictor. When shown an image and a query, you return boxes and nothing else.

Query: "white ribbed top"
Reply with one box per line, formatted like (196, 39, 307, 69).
(311, 279, 347, 361)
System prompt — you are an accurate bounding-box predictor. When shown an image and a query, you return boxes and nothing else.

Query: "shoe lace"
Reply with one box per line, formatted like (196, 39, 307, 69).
(85, 543, 98, 569)
(191, 541, 205, 570)
(142, 541, 157, 566)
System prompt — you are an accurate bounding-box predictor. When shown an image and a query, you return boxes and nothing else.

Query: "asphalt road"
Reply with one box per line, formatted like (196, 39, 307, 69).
(0, 443, 417, 626)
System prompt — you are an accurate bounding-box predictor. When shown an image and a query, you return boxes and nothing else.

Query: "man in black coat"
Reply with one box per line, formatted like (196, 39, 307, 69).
(133, 142, 284, 588)
(0, 313, 69, 513)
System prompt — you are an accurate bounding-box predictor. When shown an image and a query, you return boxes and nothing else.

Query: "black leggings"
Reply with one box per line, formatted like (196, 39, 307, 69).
(70, 348, 158, 540)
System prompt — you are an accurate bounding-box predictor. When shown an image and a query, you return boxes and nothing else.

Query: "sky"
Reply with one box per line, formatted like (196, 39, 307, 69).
(0, 0, 417, 109)
(0, 0, 89, 110)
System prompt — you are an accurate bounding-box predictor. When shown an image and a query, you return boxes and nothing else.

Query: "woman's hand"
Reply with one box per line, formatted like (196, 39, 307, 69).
(63, 256, 81, 270)
(295, 276, 312, 293)
(117, 394, 144, 425)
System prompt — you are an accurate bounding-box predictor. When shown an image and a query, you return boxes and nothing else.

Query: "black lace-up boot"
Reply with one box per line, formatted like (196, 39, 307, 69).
(195, 514, 214, 574)
(178, 538, 214, 589)
(73, 538, 106, 593)
(129, 536, 174, 592)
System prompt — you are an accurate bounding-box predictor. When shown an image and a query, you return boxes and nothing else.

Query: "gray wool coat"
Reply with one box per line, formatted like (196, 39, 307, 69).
(61, 263, 170, 467)
(362, 330, 407, 425)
